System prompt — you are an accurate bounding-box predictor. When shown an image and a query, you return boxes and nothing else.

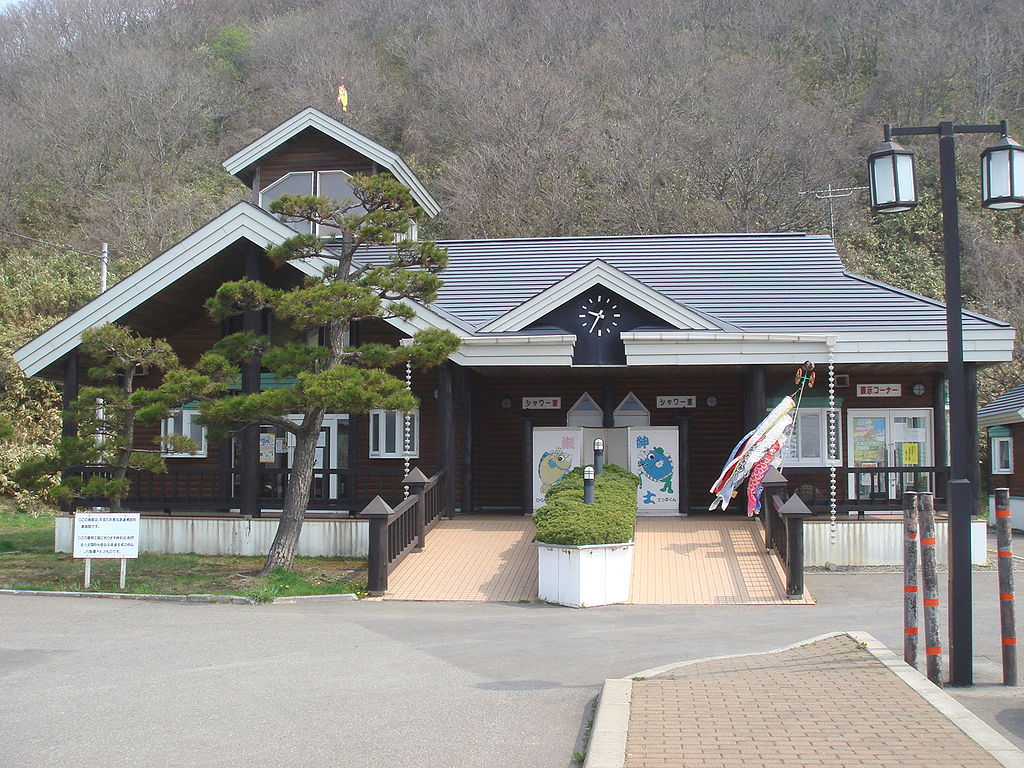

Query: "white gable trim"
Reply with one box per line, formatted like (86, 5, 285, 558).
(222, 107, 440, 218)
(621, 327, 1015, 366)
(979, 408, 1024, 429)
(479, 260, 724, 333)
(14, 203, 298, 378)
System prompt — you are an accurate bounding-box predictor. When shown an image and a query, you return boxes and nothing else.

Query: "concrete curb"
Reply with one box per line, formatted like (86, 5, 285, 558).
(584, 631, 1024, 768)
(0, 588, 254, 605)
(272, 592, 359, 604)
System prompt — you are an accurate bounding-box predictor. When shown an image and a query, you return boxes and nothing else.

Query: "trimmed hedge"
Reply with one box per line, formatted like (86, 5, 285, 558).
(533, 464, 639, 546)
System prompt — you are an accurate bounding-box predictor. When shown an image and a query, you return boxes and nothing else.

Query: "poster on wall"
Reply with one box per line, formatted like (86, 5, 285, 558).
(628, 427, 679, 511)
(532, 427, 583, 511)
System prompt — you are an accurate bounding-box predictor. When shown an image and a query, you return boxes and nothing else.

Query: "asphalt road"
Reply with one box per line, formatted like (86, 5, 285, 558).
(2, 571, 1021, 768)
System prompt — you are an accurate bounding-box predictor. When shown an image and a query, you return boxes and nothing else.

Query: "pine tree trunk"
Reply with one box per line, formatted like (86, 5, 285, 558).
(259, 412, 324, 575)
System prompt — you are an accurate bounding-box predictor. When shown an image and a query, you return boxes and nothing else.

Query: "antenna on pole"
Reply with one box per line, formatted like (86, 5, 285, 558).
(798, 184, 868, 240)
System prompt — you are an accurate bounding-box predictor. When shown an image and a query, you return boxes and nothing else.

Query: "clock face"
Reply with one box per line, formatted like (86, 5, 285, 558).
(577, 294, 622, 337)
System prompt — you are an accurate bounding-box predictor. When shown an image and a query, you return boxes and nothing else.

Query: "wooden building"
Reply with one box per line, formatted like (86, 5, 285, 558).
(14, 108, 1016, 520)
(979, 384, 1024, 528)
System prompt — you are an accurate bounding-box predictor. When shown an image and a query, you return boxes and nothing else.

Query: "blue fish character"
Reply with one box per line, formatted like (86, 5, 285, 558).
(638, 447, 673, 494)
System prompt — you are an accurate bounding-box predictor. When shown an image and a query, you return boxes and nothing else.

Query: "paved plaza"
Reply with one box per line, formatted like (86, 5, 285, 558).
(1, 571, 1021, 768)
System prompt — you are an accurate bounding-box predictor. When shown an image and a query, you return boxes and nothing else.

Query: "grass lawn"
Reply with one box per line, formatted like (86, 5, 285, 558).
(0, 507, 367, 602)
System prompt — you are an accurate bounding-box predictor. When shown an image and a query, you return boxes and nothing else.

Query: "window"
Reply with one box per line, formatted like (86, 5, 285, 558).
(161, 410, 207, 458)
(782, 408, 838, 466)
(369, 409, 418, 458)
(258, 171, 314, 235)
(992, 436, 1013, 474)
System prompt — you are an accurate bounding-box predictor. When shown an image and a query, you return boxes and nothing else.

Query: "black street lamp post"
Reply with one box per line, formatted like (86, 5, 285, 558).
(868, 120, 1023, 686)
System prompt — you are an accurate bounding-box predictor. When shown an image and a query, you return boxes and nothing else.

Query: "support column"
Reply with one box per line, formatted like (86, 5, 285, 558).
(602, 378, 615, 428)
(460, 368, 474, 514)
(677, 412, 691, 516)
(239, 246, 263, 518)
(60, 353, 80, 513)
(965, 362, 980, 519)
(437, 361, 455, 516)
(521, 413, 534, 515)
(742, 365, 766, 431)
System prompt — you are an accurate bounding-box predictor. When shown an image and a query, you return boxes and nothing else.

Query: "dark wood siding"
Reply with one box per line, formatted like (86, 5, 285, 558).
(257, 128, 376, 188)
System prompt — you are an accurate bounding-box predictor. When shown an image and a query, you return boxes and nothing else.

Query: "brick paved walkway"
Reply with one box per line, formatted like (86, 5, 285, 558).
(620, 635, 1011, 768)
(383, 515, 803, 604)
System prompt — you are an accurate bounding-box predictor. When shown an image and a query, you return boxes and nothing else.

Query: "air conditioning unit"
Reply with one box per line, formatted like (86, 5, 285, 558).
(834, 374, 850, 388)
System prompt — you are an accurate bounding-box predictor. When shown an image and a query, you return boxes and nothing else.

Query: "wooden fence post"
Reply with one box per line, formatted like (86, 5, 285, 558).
(405, 467, 429, 551)
(760, 466, 788, 554)
(903, 491, 920, 668)
(919, 492, 943, 686)
(362, 495, 393, 597)
(777, 493, 812, 598)
(994, 488, 1018, 686)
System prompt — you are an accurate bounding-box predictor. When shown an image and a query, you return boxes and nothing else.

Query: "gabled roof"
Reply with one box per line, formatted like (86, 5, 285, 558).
(979, 383, 1024, 428)
(479, 259, 727, 333)
(222, 107, 440, 217)
(13, 203, 300, 378)
(353, 232, 1012, 335)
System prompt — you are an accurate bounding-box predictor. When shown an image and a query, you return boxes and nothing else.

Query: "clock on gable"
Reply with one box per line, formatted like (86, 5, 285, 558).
(526, 285, 673, 365)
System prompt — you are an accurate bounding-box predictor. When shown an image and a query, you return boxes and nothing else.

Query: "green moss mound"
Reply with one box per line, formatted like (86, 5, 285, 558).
(533, 464, 639, 546)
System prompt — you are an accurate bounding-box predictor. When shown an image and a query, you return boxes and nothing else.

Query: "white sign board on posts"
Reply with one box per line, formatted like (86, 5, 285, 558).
(73, 512, 140, 559)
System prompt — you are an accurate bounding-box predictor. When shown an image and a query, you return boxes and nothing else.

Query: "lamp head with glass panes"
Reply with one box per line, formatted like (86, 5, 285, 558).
(868, 139, 918, 213)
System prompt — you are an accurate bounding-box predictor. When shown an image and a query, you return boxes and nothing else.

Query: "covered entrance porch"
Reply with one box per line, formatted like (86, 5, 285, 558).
(381, 515, 810, 605)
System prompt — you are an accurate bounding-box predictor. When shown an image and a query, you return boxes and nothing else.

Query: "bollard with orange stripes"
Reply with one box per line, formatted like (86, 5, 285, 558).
(919, 492, 943, 687)
(903, 491, 920, 668)
(994, 488, 1017, 687)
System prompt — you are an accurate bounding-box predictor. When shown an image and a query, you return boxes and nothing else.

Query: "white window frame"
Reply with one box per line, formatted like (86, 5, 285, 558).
(161, 409, 207, 458)
(258, 171, 315, 234)
(369, 409, 419, 459)
(780, 407, 838, 467)
(992, 436, 1013, 474)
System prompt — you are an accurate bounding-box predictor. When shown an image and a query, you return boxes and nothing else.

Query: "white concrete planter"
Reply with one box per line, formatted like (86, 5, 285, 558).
(536, 541, 633, 608)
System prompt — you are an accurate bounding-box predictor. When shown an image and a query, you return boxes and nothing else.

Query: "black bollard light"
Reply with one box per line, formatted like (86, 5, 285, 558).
(593, 438, 605, 475)
(583, 465, 595, 505)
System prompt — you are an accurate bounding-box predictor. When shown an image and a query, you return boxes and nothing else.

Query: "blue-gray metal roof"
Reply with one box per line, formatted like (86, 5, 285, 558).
(350, 232, 1009, 334)
(979, 383, 1024, 419)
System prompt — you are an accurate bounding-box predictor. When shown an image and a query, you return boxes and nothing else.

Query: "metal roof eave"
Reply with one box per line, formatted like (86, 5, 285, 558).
(221, 107, 440, 218)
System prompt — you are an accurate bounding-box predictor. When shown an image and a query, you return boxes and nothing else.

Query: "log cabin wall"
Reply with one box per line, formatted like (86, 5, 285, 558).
(257, 128, 377, 187)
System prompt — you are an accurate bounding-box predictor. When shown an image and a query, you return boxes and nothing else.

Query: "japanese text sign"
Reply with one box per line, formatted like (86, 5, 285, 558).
(73, 513, 140, 559)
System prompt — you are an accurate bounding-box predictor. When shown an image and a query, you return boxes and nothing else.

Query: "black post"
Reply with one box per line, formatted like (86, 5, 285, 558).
(760, 466, 788, 555)
(239, 246, 264, 518)
(60, 353, 80, 513)
(677, 412, 691, 516)
(521, 413, 534, 515)
(461, 368, 474, 514)
(437, 362, 455, 517)
(778, 494, 812, 598)
(938, 122, 972, 685)
(593, 440, 605, 475)
(405, 468, 429, 551)
(363, 495, 393, 596)
(994, 488, 1018, 686)
(932, 372, 949, 499)
(583, 470, 595, 505)
(602, 378, 615, 428)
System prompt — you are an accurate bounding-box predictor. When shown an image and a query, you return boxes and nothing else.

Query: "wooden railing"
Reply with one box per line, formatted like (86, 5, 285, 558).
(776, 466, 950, 514)
(760, 468, 812, 598)
(363, 468, 449, 596)
(69, 465, 406, 512)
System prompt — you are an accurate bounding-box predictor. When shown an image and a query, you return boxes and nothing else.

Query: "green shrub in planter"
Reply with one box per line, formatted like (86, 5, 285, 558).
(534, 464, 639, 546)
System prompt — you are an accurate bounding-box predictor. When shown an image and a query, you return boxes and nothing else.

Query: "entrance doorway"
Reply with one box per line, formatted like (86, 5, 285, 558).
(847, 408, 933, 502)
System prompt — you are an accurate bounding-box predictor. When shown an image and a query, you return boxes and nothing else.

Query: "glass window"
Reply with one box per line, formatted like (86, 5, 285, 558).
(992, 437, 1013, 474)
(259, 171, 314, 235)
(369, 409, 418, 458)
(161, 410, 207, 458)
(317, 170, 364, 239)
(781, 408, 836, 466)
